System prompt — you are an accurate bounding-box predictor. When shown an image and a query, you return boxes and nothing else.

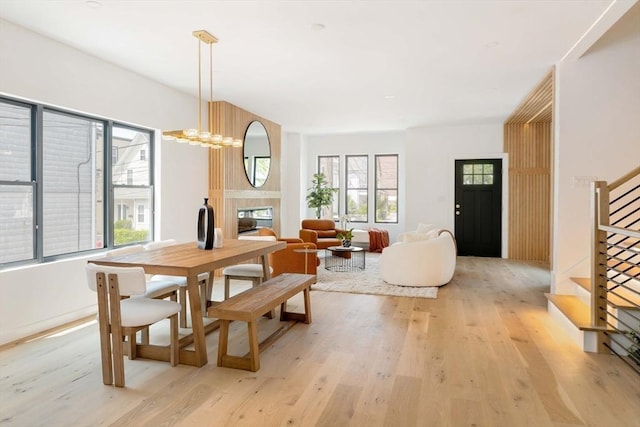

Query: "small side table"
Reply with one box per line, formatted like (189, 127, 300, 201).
(325, 246, 366, 272)
(293, 246, 320, 274)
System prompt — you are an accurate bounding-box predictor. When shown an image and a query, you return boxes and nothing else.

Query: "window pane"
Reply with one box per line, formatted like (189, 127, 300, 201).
(483, 174, 494, 185)
(347, 156, 367, 188)
(376, 189, 397, 222)
(463, 175, 473, 185)
(473, 164, 483, 174)
(113, 187, 152, 245)
(112, 125, 152, 246)
(112, 126, 150, 186)
(0, 184, 34, 263)
(484, 164, 493, 174)
(375, 155, 398, 223)
(473, 175, 483, 185)
(42, 111, 103, 257)
(0, 102, 31, 182)
(376, 156, 397, 188)
(318, 156, 339, 219)
(346, 155, 367, 222)
(463, 164, 472, 174)
(347, 189, 367, 222)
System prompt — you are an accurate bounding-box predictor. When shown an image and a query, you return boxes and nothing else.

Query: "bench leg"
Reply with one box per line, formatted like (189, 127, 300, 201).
(303, 287, 312, 324)
(217, 320, 230, 367)
(247, 320, 260, 372)
(280, 287, 313, 324)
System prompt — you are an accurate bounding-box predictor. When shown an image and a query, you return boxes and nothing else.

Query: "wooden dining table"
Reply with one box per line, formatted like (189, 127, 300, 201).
(88, 239, 286, 367)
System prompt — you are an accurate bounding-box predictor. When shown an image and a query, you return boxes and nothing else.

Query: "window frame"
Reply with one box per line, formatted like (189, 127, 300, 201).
(0, 95, 155, 269)
(345, 154, 368, 223)
(374, 154, 398, 224)
(317, 155, 340, 220)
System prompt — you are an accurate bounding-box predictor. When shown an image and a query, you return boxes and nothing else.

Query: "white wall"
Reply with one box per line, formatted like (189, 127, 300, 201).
(405, 122, 506, 254)
(281, 132, 304, 238)
(295, 131, 407, 242)
(0, 20, 208, 345)
(552, 4, 640, 293)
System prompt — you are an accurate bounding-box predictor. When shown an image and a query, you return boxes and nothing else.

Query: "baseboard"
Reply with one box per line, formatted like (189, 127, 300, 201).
(0, 306, 96, 347)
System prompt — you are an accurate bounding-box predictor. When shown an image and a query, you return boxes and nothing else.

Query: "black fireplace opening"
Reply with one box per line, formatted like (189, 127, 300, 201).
(237, 206, 273, 235)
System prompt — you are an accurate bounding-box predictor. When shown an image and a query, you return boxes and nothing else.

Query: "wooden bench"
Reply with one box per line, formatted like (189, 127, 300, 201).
(207, 273, 315, 371)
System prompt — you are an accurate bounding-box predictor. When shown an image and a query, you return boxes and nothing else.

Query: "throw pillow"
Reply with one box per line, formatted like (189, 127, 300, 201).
(403, 232, 431, 243)
(426, 229, 440, 239)
(416, 223, 436, 233)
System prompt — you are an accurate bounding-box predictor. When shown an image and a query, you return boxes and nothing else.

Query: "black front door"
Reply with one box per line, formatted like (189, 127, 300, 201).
(454, 159, 502, 257)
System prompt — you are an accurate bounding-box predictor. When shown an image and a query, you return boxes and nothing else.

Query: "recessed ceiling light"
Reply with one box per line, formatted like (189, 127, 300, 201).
(384, 95, 395, 100)
(86, 0, 103, 8)
(311, 23, 326, 31)
(485, 41, 499, 48)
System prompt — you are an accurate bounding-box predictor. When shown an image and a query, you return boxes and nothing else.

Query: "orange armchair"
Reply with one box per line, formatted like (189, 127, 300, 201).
(258, 228, 319, 277)
(299, 219, 347, 249)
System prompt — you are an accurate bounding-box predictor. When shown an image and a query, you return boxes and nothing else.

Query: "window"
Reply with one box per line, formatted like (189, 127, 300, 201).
(346, 155, 368, 222)
(112, 125, 152, 246)
(0, 96, 154, 268)
(375, 155, 398, 223)
(463, 163, 494, 185)
(0, 100, 34, 264)
(42, 110, 104, 257)
(318, 156, 339, 219)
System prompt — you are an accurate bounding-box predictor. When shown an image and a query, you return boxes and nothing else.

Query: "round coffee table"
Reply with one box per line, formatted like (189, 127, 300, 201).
(325, 246, 365, 272)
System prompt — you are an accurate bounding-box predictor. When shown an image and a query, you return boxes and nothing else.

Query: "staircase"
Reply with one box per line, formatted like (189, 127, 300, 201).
(547, 166, 640, 373)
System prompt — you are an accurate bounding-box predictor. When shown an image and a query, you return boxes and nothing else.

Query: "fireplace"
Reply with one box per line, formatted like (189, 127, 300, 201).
(237, 206, 273, 235)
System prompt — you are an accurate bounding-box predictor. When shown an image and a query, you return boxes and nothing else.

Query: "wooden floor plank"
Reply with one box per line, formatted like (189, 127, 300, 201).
(1, 257, 639, 426)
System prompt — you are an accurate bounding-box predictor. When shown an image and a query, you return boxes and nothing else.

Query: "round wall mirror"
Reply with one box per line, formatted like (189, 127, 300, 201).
(243, 121, 271, 187)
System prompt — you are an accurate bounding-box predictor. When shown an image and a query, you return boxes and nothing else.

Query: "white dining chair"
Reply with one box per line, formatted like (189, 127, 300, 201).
(105, 244, 181, 344)
(86, 263, 181, 387)
(222, 235, 276, 299)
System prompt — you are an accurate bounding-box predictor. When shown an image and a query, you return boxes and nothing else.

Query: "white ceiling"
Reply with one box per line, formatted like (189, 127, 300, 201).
(0, 0, 623, 134)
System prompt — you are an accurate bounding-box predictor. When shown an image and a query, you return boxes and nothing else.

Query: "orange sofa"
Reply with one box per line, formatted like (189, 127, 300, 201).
(258, 228, 319, 277)
(299, 219, 348, 249)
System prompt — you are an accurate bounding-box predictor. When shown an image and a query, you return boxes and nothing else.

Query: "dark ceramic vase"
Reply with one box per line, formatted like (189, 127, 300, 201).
(197, 198, 215, 250)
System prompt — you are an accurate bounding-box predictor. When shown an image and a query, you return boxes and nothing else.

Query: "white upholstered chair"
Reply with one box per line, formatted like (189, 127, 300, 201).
(222, 235, 275, 299)
(379, 229, 457, 287)
(86, 263, 181, 387)
(144, 239, 212, 328)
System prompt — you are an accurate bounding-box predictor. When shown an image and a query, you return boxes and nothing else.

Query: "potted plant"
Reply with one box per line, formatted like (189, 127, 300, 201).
(306, 173, 338, 219)
(337, 228, 354, 247)
(625, 326, 640, 366)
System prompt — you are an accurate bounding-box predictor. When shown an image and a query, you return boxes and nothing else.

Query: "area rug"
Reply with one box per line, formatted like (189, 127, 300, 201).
(313, 252, 438, 298)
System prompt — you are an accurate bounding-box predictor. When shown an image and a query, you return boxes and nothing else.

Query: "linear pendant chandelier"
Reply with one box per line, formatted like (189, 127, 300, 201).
(162, 30, 242, 149)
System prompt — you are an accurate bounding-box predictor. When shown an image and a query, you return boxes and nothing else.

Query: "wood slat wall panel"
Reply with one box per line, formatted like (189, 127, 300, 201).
(505, 70, 554, 124)
(208, 101, 282, 243)
(504, 67, 554, 262)
(505, 122, 552, 261)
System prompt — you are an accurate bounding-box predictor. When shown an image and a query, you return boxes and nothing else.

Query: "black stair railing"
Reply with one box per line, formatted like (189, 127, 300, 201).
(591, 166, 640, 374)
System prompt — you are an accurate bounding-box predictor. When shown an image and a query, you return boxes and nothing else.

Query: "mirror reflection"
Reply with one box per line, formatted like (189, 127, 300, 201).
(243, 121, 271, 187)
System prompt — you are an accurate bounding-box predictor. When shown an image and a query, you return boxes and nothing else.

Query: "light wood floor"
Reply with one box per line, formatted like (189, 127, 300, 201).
(1, 257, 639, 426)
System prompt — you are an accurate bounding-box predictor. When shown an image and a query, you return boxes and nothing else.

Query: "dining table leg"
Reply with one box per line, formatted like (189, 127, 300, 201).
(186, 274, 207, 367)
(260, 254, 275, 318)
